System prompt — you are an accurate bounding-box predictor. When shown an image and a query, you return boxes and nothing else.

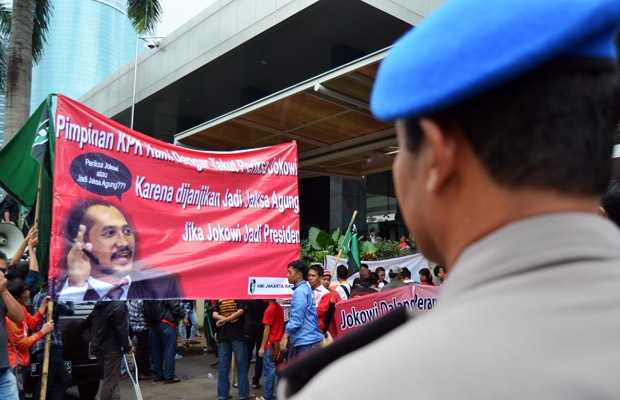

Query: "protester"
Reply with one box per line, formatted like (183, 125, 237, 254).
(350, 269, 378, 297)
(58, 198, 182, 301)
(143, 300, 182, 384)
(245, 300, 267, 391)
(370, 272, 381, 290)
(128, 300, 151, 381)
(180, 300, 199, 347)
(213, 299, 253, 400)
(334, 265, 351, 301)
(205, 300, 219, 368)
(8, 226, 37, 266)
(257, 299, 284, 400)
(7, 227, 39, 293)
(351, 263, 369, 288)
(0, 256, 24, 400)
(418, 268, 435, 286)
(599, 177, 620, 227)
(319, 270, 341, 306)
(307, 264, 330, 332)
(433, 265, 447, 284)
(6, 278, 53, 394)
(401, 267, 414, 285)
(31, 282, 74, 400)
(320, 270, 332, 291)
(87, 301, 133, 400)
(282, 1, 620, 398)
(0, 195, 18, 226)
(279, 260, 324, 359)
(380, 265, 405, 291)
(375, 267, 388, 289)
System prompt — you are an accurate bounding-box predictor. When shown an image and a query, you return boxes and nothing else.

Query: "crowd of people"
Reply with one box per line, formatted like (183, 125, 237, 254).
(0, 175, 618, 400)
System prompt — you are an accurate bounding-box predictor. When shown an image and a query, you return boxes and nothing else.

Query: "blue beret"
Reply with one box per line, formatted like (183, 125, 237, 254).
(371, 0, 620, 121)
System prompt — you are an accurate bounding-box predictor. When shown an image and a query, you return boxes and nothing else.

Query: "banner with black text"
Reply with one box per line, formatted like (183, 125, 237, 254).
(49, 94, 300, 300)
(333, 284, 441, 338)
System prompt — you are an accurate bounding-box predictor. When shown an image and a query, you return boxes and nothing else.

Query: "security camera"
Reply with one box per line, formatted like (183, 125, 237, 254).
(143, 39, 160, 49)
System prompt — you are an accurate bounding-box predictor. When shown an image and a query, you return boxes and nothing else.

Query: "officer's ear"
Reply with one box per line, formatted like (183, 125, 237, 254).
(418, 117, 461, 194)
(598, 206, 609, 218)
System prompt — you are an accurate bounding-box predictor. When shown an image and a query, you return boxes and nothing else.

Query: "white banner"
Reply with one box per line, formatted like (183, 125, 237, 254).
(247, 277, 294, 295)
(323, 253, 429, 284)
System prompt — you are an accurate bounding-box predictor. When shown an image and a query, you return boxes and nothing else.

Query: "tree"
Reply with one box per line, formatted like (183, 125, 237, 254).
(2, 0, 161, 144)
(4, 0, 51, 144)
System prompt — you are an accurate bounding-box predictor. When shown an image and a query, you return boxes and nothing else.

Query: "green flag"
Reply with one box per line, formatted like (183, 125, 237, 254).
(31, 96, 54, 178)
(341, 224, 361, 277)
(0, 95, 54, 286)
(0, 97, 53, 206)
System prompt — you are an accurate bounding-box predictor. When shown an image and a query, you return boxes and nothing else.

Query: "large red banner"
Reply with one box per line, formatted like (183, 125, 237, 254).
(332, 285, 441, 338)
(49, 95, 300, 301)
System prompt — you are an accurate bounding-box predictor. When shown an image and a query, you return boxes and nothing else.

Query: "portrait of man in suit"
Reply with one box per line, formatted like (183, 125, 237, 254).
(57, 198, 182, 301)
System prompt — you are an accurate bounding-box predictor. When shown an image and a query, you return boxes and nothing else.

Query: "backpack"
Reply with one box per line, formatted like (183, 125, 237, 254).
(340, 283, 350, 299)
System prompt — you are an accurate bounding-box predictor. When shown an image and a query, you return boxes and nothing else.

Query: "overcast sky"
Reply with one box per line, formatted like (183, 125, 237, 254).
(0, 0, 214, 38)
(156, 0, 217, 37)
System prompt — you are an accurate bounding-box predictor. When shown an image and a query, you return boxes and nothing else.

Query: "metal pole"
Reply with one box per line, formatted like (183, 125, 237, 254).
(130, 34, 140, 130)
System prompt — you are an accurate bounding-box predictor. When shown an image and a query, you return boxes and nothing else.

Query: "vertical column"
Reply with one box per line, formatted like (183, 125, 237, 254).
(329, 177, 367, 233)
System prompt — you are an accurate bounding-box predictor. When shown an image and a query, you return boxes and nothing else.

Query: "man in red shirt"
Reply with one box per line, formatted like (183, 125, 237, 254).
(257, 299, 284, 400)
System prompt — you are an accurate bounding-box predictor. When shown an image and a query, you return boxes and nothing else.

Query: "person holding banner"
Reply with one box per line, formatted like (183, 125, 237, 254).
(0, 261, 24, 400)
(379, 265, 405, 292)
(279, 0, 620, 399)
(57, 199, 182, 301)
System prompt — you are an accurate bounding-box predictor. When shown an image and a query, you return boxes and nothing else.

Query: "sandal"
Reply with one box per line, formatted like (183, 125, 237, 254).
(232, 383, 239, 388)
(252, 384, 262, 389)
(165, 376, 181, 384)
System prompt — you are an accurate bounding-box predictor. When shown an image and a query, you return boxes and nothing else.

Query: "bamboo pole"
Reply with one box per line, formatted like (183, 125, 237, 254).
(35, 164, 54, 400)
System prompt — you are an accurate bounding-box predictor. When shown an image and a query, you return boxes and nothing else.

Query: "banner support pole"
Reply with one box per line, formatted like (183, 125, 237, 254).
(35, 164, 53, 400)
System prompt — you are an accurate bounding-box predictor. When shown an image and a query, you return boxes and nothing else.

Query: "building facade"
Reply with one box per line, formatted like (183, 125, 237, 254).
(31, 0, 139, 112)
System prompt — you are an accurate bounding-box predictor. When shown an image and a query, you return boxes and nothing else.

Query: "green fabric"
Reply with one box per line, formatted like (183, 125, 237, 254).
(0, 95, 55, 285)
(342, 224, 361, 277)
(0, 99, 49, 206)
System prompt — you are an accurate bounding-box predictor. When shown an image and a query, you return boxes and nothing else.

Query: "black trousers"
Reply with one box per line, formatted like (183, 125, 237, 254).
(245, 334, 263, 386)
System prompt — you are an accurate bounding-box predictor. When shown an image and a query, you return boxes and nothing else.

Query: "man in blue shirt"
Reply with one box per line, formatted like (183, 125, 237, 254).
(279, 260, 323, 359)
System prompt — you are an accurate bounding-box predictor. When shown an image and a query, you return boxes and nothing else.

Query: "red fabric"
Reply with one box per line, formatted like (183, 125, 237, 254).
(421, 281, 436, 286)
(262, 302, 284, 349)
(49, 95, 300, 300)
(329, 289, 341, 304)
(6, 305, 45, 366)
(315, 291, 331, 332)
(162, 319, 178, 329)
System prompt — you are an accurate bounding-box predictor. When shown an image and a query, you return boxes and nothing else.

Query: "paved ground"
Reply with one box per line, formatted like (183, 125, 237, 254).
(65, 331, 262, 400)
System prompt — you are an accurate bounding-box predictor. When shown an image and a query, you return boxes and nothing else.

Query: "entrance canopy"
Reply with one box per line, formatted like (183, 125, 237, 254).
(175, 49, 396, 179)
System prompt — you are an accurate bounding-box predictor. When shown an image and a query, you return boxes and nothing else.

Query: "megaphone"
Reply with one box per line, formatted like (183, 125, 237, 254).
(0, 223, 24, 260)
